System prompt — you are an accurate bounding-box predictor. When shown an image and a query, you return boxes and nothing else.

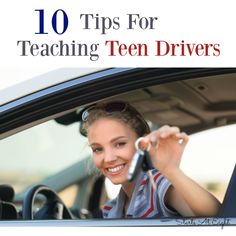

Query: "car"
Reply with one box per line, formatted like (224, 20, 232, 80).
(0, 68, 236, 231)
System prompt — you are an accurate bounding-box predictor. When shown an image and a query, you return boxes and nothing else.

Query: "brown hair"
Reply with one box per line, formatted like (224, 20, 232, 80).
(80, 102, 150, 137)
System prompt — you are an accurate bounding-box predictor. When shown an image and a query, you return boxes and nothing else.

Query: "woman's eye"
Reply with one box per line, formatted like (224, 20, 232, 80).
(116, 142, 126, 148)
(92, 147, 103, 153)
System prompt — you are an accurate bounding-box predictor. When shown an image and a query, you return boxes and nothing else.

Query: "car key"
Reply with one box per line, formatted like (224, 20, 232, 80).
(128, 137, 157, 190)
(127, 149, 145, 182)
(128, 137, 149, 181)
(142, 150, 154, 171)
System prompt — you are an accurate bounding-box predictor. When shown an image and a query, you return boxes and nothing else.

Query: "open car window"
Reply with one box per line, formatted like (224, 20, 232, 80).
(0, 68, 236, 228)
(1, 104, 236, 219)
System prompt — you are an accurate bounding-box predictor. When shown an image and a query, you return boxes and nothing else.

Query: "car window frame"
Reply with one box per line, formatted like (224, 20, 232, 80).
(1, 68, 236, 227)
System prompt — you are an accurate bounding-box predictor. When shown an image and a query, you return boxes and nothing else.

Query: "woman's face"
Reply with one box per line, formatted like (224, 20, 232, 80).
(88, 117, 138, 185)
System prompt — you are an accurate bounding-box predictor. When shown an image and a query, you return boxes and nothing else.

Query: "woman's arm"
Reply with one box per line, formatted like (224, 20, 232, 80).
(165, 170, 221, 216)
(141, 125, 221, 216)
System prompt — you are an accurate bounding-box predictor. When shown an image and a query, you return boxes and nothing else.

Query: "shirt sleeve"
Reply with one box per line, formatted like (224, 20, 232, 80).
(156, 174, 180, 217)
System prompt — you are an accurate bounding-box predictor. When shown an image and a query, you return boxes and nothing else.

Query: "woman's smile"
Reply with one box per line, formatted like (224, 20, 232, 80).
(107, 164, 126, 174)
(88, 117, 137, 185)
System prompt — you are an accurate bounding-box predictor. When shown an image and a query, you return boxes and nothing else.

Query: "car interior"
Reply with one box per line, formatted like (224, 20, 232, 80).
(1, 70, 236, 221)
(55, 72, 236, 219)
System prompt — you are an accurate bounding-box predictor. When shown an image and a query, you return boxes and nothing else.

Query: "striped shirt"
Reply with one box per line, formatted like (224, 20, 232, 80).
(103, 169, 179, 218)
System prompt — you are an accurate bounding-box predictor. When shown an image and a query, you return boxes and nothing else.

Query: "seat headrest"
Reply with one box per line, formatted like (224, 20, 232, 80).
(0, 185, 17, 219)
(1, 202, 18, 219)
(0, 185, 15, 202)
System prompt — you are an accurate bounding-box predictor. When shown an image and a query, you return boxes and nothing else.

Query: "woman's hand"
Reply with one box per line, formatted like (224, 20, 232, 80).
(137, 125, 221, 217)
(140, 125, 189, 177)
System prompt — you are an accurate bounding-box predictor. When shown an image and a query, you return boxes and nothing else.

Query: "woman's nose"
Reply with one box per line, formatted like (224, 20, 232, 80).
(104, 149, 117, 163)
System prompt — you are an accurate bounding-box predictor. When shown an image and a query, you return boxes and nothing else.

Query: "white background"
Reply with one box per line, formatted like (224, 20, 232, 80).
(0, 0, 236, 89)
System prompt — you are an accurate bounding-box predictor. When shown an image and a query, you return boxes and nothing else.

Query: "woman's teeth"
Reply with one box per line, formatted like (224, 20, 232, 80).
(108, 164, 125, 173)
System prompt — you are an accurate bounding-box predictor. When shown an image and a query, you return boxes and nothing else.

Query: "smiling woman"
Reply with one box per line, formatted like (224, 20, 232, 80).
(0, 68, 236, 228)
(78, 100, 221, 218)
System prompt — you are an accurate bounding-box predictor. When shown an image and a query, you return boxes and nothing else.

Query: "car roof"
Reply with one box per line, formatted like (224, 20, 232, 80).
(0, 68, 101, 106)
(1, 68, 236, 139)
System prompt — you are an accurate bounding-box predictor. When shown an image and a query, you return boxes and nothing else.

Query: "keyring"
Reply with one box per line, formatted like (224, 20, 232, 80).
(135, 137, 151, 152)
